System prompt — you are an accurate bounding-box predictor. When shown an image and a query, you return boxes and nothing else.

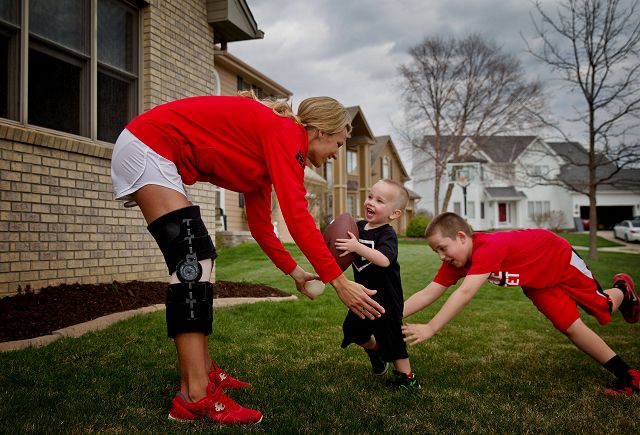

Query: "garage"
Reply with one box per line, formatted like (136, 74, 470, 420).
(580, 205, 634, 229)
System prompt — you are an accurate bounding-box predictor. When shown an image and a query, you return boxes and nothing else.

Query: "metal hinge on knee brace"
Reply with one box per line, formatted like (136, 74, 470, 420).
(176, 218, 203, 283)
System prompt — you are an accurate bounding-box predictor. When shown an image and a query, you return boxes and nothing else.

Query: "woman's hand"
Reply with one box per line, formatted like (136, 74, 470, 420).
(330, 274, 385, 319)
(401, 323, 436, 346)
(289, 265, 321, 300)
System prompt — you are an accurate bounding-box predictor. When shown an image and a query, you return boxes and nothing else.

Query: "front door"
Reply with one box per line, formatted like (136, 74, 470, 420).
(498, 203, 507, 223)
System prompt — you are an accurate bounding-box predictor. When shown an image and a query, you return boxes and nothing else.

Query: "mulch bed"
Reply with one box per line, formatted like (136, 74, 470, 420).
(0, 280, 290, 342)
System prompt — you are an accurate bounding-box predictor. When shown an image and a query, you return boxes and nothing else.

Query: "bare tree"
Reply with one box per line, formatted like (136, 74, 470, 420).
(526, 0, 640, 259)
(398, 34, 546, 214)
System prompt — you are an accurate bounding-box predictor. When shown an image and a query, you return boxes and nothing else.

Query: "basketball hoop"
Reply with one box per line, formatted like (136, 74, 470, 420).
(455, 171, 470, 188)
(454, 170, 470, 217)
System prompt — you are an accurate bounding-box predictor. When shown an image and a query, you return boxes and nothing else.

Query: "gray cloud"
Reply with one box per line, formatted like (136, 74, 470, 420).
(232, 0, 636, 160)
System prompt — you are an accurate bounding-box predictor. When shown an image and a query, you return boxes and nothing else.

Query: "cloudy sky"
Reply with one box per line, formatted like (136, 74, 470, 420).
(230, 0, 606, 169)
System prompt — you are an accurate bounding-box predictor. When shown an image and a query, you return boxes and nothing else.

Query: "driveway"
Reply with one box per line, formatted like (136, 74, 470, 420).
(597, 230, 640, 254)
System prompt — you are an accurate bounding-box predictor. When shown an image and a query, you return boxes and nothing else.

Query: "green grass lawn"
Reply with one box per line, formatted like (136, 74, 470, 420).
(556, 232, 623, 248)
(1, 240, 639, 433)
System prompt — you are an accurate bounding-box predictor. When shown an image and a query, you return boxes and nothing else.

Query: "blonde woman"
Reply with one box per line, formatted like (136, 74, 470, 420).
(111, 93, 385, 425)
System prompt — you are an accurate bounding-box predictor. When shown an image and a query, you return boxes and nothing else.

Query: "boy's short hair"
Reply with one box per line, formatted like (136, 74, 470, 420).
(425, 212, 473, 239)
(380, 179, 409, 211)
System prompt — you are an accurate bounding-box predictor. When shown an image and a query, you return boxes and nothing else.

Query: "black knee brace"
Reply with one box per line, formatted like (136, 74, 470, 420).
(147, 205, 217, 276)
(165, 281, 214, 338)
(147, 205, 217, 338)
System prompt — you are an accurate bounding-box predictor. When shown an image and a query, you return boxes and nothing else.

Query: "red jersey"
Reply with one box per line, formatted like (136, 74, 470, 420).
(433, 229, 572, 289)
(126, 96, 342, 282)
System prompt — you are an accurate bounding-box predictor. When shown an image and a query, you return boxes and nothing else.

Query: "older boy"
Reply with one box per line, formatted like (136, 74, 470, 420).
(402, 212, 639, 395)
(336, 179, 419, 389)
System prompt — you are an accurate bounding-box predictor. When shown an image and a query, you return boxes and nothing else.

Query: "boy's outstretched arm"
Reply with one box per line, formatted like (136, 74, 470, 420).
(402, 273, 489, 345)
(403, 281, 449, 318)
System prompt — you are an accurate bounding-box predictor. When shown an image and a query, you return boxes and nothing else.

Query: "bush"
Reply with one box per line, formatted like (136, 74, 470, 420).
(406, 215, 430, 237)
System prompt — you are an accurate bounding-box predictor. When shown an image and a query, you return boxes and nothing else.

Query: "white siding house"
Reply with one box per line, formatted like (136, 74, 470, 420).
(410, 136, 640, 230)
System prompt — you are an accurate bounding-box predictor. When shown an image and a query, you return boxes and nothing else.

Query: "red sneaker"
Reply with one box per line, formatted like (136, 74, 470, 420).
(604, 368, 640, 396)
(208, 361, 252, 390)
(168, 382, 262, 424)
(613, 273, 639, 323)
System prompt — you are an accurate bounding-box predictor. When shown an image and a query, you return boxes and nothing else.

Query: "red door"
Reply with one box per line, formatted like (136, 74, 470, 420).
(498, 203, 507, 222)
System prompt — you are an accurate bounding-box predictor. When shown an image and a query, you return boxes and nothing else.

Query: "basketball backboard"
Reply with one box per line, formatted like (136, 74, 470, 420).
(447, 162, 480, 186)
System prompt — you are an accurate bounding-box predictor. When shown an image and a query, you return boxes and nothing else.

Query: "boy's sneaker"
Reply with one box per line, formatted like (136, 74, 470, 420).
(392, 370, 421, 390)
(168, 381, 263, 425)
(365, 349, 389, 376)
(604, 368, 640, 396)
(613, 273, 639, 323)
(209, 361, 251, 390)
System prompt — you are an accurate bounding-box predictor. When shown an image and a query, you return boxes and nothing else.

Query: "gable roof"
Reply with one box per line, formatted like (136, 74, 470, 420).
(545, 141, 640, 191)
(470, 136, 537, 163)
(427, 135, 537, 164)
(371, 135, 410, 180)
(345, 106, 376, 145)
(547, 141, 590, 165)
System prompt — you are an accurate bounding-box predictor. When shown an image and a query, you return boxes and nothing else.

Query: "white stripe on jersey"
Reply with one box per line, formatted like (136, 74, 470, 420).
(570, 250, 593, 279)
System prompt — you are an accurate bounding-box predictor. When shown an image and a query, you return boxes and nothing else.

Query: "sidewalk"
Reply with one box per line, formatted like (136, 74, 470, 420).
(572, 230, 640, 255)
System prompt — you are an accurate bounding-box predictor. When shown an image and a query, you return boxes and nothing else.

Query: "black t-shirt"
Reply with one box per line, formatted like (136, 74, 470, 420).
(352, 220, 404, 321)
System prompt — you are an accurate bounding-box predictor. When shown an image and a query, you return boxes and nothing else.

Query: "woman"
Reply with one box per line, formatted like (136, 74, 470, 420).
(111, 92, 385, 425)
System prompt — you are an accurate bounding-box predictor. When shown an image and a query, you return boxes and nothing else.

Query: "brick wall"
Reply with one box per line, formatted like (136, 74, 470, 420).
(0, 1, 220, 297)
(143, 0, 216, 106)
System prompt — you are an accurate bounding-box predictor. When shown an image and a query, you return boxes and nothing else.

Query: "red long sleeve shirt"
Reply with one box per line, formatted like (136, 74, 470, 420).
(126, 96, 342, 283)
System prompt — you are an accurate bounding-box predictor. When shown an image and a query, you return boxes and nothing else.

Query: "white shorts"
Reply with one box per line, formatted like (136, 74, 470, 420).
(110, 129, 190, 207)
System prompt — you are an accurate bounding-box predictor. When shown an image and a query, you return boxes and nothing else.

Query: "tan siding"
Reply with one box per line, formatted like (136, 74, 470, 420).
(217, 66, 239, 97)
(223, 191, 249, 232)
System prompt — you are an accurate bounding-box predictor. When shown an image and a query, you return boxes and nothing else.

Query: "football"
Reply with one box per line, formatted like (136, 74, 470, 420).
(323, 213, 359, 271)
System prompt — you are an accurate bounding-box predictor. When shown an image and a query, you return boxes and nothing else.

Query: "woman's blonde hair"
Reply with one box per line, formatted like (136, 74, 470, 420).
(238, 90, 352, 135)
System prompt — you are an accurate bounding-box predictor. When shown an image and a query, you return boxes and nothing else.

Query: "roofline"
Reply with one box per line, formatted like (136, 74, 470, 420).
(375, 135, 410, 180)
(214, 51, 293, 97)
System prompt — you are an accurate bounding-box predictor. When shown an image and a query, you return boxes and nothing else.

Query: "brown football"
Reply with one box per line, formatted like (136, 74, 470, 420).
(323, 213, 359, 271)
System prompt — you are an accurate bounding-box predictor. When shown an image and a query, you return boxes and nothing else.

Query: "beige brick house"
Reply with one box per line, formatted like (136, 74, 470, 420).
(211, 50, 293, 246)
(275, 109, 420, 242)
(370, 135, 418, 234)
(0, 0, 415, 297)
(0, 0, 264, 296)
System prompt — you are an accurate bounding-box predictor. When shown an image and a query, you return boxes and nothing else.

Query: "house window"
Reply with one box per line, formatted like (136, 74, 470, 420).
(527, 201, 551, 218)
(346, 194, 359, 217)
(324, 160, 333, 187)
(236, 76, 263, 97)
(1, 0, 139, 142)
(382, 157, 390, 179)
(0, 0, 19, 120)
(453, 202, 461, 215)
(532, 165, 549, 176)
(97, 0, 137, 142)
(480, 202, 485, 219)
(347, 150, 358, 174)
(467, 201, 475, 218)
(238, 192, 245, 208)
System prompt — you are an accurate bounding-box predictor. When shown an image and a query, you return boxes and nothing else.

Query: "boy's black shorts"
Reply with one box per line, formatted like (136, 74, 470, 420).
(341, 311, 408, 362)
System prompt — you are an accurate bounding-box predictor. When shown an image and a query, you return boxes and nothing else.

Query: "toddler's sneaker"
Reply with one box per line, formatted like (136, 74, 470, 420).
(168, 381, 262, 425)
(613, 273, 639, 323)
(604, 368, 640, 396)
(392, 370, 421, 390)
(209, 361, 251, 390)
(365, 349, 389, 376)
